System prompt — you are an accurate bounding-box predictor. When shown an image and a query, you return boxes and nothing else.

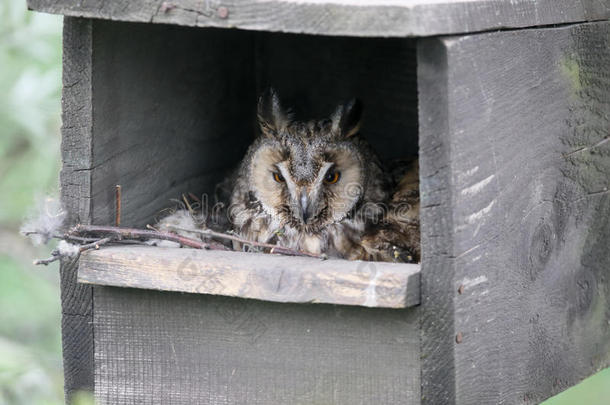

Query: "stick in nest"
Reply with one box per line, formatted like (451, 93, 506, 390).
(70, 224, 229, 251)
(31, 222, 325, 265)
(31, 225, 227, 266)
(34, 236, 115, 265)
(164, 224, 327, 259)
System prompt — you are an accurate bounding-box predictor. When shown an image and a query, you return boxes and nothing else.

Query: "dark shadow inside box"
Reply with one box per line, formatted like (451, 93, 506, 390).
(88, 20, 418, 228)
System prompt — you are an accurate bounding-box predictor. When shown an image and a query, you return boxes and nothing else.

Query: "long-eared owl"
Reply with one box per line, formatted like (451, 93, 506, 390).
(227, 90, 420, 262)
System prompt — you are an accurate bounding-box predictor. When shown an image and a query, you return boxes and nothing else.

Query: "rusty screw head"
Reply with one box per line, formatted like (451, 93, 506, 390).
(217, 6, 229, 19)
(457, 284, 465, 294)
(455, 332, 463, 344)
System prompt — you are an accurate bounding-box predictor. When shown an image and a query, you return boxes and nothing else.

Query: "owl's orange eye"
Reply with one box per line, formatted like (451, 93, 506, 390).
(324, 170, 341, 184)
(273, 172, 285, 183)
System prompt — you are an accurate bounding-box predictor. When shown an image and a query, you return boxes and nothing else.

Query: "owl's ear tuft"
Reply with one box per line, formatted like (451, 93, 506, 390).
(331, 99, 363, 139)
(257, 88, 291, 138)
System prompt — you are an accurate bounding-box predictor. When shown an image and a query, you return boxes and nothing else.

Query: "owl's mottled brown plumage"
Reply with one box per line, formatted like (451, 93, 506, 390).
(360, 158, 420, 262)
(228, 90, 420, 262)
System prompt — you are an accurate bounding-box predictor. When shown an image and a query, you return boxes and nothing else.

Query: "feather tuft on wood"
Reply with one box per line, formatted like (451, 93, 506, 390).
(20, 196, 66, 245)
(56, 240, 80, 257)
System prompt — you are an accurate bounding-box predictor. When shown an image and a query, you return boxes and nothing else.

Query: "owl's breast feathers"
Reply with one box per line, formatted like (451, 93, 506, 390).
(230, 159, 420, 263)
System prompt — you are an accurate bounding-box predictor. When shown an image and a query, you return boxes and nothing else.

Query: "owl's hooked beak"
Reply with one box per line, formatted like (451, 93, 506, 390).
(299, 191, 314, 224)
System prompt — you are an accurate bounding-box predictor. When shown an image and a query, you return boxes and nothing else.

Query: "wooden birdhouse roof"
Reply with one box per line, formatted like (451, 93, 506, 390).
(27, 0, 610, 37)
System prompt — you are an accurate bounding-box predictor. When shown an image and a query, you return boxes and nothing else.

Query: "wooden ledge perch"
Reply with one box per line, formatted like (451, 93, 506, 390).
(78, 246, 420, 308)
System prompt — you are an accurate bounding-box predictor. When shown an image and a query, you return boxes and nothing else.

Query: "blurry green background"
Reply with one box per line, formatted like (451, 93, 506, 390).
(0, 0, 607, 404)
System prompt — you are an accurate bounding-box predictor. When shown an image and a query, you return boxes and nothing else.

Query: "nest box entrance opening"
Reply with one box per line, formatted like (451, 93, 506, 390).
(89, 21, 419, 228)
(81, 20, 421, 307)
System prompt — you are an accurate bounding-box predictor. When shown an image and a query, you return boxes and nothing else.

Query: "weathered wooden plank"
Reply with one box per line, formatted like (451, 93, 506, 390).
(417, 35, 456, 405)
(27, 0, 610, 38)
(79, 246, 421, 308)
(418, 21, 610, 404)
(59, 18, 95, 402)
(93, 287, 420, 404)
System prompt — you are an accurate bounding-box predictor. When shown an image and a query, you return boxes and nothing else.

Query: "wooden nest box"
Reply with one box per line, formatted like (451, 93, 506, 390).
(28, 0, 610, 403)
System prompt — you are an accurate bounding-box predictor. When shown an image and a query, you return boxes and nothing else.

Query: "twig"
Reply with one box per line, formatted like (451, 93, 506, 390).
(34, 236, 115, 266)
(62, 234, 100, 243)
(78, 236, 115, 251)
(182, 193, 194, 216)
(165, 224, 326, 259)
(70, 224, 226, 250)
(23, 231, 98, 244)
(31, 221, 321, 263)
(146, 224, 229, 251)
(115, 185, 122, 226)
(113, 239, 150, 245)
(22, 231, 98, 246)
(26, 230, 149, 245)
(33, 255, 61, 266)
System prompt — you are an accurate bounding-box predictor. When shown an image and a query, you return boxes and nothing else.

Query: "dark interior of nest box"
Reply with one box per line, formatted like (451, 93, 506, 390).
(88, 20, 418, 228)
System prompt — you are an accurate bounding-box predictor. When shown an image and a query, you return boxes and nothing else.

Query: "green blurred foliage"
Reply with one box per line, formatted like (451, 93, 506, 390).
(545, 368, 610, 405)
(0, 0, 65, 403)
(0, 0, 61, 226)
(0, 0, 606, 404)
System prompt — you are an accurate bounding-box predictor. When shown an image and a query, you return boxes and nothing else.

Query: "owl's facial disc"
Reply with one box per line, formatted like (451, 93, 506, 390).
(250, 143, 363, 231)
(274, 161, 334, 226)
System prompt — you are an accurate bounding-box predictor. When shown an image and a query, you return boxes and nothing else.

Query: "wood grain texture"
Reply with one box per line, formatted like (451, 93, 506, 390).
(417, 36, 456, 405)
(418, 21, 610, 405)
(78, 246, 421, 308)
(89, 20, 256, 227)
(27, 0, 610, 37)
(59, 18, 95, 401)
(93, 287, 420, 404)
